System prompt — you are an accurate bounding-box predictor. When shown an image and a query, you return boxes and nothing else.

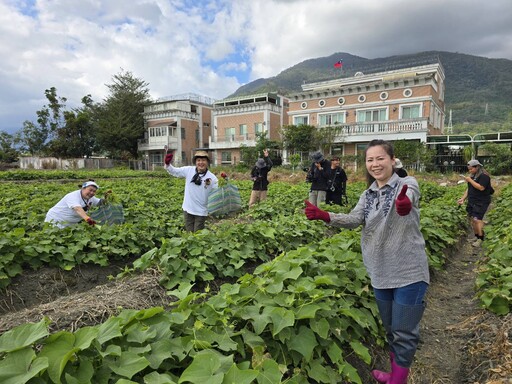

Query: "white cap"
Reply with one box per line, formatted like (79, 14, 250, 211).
(82, 181, 99, 189)
(394, 158, 403, 169)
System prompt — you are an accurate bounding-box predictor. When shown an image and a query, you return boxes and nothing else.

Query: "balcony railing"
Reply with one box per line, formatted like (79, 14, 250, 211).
(137, 136, 179, 151)
(209, 133, 259, 149)
(330, 118, 428, 139)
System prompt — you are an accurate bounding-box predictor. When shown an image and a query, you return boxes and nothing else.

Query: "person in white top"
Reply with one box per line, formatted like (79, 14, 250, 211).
(164, 150, 218, 232)
(45, 180, 110, 228)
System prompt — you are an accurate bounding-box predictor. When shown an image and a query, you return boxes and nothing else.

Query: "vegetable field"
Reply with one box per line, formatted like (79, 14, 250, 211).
(0, 170, 510, 383)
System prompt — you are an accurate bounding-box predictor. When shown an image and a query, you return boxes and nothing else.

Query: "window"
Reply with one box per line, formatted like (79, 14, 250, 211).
(300, 102, 308, 109)
(149, 126, 167, 137)
(401, 104, 421, 119)
(358, 94, 366, 102)
(225, 127, 235, 141)
(337, 97, 345, 105)
(380, 92, 388, 100)
(181, 127, 186, 139)
(318, 99, 326, 107)
(254, 122, 264, 134)
(293, 115, 309, 125)
(403, 88, 413, 97)
(239, 124, 247, 136)
(221, 151, 232, 164)
(318, 112, 346, 126)
(357, 108, 387, 122)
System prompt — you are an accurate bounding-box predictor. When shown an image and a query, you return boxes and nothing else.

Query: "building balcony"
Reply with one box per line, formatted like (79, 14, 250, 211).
(208, 133, 258, 149)
(332, 118, 429, 143)
(138, 136, 179, 152)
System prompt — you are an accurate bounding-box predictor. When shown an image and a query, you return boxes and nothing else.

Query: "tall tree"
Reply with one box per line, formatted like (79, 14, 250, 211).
(280, 124, 318, 154)
(0, 131, 20, 163)
(21, 87, 67, 155)
(49, 95, 97, 158)
(94, 69, 151, 158)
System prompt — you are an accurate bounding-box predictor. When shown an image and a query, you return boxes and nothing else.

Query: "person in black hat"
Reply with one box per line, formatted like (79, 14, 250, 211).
(306, 151, 331, 206)
(164, 150, 218, 232)
(457, 159, 493, 246)
(249, 149, 273, 207)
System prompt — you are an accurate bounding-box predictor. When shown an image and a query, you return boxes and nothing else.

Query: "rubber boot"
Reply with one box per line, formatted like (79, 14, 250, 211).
(388, 360, 409, 384)
(371, 352, 394, 383)
(391, 301, 425, 367)
(371, 299, 394, 382)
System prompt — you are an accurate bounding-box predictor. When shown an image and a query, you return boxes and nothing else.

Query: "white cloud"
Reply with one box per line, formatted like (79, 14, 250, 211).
(0, 0, 511, 134)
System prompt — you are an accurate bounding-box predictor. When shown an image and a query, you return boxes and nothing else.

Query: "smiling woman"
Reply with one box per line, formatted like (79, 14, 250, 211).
(44, 179, 110, 228)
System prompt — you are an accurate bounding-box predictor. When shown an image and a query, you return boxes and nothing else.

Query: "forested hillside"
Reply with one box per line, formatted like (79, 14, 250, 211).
(231, 51, 512, 128)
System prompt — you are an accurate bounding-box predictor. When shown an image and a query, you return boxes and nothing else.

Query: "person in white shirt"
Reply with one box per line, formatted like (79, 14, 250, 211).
(164, 150, 218, 232)
(45, 180, 110, 228)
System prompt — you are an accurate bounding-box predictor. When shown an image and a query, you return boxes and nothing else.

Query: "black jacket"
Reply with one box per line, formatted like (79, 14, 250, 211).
(251, 158, 273, 191)
(307, 159, 331, 191)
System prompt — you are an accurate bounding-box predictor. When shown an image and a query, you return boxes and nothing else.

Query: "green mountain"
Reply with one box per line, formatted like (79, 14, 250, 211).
(231, 51, 512, 126)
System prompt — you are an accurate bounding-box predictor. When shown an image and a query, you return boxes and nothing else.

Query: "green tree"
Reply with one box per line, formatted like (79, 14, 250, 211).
(392, 140, 435, 169)
(316, 125, 344, 155)
(239, 133, 281, 167)
(280, 124, 318, 155)
(478, 143, 512, 175)
(21, 87, 67, 155)
(94, 69, 151, 158)
(49, 96, 97, 158)
(0, 131, 20, 163)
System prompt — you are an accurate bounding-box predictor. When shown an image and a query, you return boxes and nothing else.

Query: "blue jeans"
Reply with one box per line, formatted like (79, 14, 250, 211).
(373, 281, 428, 306)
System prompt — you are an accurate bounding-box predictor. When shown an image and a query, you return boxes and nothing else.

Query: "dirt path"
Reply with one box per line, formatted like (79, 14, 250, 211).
(412, 231, 512, 384)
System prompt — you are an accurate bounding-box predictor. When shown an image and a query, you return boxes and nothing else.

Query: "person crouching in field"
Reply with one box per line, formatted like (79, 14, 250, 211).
(164, 150, 218, 232)
(304, 139, 429, 384)
(45, 180, 111, 228)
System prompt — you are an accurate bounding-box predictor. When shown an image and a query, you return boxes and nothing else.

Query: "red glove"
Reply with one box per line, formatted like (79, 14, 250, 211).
(164, 153, 174, 165)
(304, 200, 331, 222)
(85, 217, 96, 226)
(395, 184, 412, 216)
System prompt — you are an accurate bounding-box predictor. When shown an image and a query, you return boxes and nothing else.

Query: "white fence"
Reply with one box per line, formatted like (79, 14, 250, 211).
(19, 157, 115, 170)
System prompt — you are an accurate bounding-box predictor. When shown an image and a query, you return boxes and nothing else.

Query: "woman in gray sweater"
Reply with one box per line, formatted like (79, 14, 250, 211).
(304, 139, 429, 384)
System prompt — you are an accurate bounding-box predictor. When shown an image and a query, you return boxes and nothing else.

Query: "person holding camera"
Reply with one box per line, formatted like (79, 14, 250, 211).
(325, 156, 348, 206)
(306, 151, 331, 207)
(164, 150, 218, 232)
(45, 180, 111, 228)
(249, 149, 273, 207)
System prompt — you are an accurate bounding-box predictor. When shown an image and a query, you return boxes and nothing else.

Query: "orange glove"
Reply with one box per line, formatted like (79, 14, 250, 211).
(164, 153, 174, 165)
(395, 185, 412, 216)
(304, 200, 330, 222)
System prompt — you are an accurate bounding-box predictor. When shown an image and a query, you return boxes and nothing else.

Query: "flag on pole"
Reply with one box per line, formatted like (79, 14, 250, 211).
(334, 60, 343, 69)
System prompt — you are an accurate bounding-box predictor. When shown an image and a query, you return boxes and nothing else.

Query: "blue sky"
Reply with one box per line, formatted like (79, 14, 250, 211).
(1, 0, 512, 134)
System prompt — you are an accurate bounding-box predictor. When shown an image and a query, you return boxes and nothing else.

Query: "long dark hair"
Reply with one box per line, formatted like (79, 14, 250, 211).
(364, 139, 395, 187)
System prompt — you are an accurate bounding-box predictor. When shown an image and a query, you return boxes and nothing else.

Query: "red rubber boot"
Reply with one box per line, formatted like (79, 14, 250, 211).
(371, 352, 394, 383)
(388, 360, 409, 384)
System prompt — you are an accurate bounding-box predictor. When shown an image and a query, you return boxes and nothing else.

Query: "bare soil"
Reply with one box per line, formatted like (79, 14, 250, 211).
(0, 204, 511, 382)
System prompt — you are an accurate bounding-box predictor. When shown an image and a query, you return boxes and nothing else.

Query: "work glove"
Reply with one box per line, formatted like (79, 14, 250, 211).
(395, 184, 412, 216)
(164, 153, 174, 166)
(104, 189, 113, 199)
(304, 200, 331, 223)
(85, 217, 96, 226)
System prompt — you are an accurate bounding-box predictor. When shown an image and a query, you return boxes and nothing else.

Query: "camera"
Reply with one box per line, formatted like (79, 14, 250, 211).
(191, 173, 202, 185)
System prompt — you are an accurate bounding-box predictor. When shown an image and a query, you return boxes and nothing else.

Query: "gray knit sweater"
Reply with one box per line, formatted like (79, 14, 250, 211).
(328, 173, 430, 289)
